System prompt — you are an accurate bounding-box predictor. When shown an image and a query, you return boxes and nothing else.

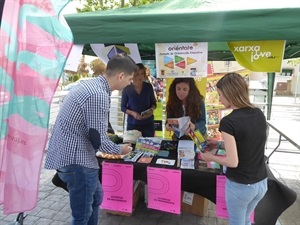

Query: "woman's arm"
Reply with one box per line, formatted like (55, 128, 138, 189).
(148, 84, 157, 113)
(121, 87, 141, 120)
(140, 84, 157, 119)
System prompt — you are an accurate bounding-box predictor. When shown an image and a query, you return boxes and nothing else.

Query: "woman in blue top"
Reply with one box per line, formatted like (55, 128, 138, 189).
(121, 63, 157, 137)
(165, 78, 207, 140)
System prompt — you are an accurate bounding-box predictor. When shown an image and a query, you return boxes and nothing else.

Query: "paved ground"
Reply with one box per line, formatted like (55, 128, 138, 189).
(0, 95, 299, 225)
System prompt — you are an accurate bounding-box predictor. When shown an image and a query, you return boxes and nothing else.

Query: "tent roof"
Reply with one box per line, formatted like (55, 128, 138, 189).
(64, 0, 300, 60)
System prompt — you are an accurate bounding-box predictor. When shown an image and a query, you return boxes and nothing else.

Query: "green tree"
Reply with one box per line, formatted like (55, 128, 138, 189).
(64, 70, 77, 83)
(77, 0, 163, 12)
(64, 55, 89, 82)
(77, 55, 89, 77)
(287, 58, 300, 66)
(90, 58, 106, 76)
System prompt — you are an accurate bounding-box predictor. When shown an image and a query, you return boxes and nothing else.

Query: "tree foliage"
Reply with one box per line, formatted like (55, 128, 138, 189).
(77, 55, 89, 77)
(90, 58, 106, 76)
(77, 0, 163, 12)
(64, 55, 89, 82)
(287, 58, 300, 66)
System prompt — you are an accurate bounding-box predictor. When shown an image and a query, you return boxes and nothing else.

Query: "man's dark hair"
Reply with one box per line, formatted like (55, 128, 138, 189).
(106, 54, 138, 77)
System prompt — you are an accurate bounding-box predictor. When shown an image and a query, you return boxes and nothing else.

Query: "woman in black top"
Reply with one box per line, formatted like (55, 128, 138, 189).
(200, 73, 268, 225)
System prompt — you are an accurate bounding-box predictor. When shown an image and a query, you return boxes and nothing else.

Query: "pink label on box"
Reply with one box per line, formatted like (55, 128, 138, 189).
(216, 175, 254, 222)
(147, 167, 181, 214)
(100, 162, 133, 213)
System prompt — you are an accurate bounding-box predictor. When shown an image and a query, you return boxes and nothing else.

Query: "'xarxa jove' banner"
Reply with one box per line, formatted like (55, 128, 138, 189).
(228, 40, 285, 72)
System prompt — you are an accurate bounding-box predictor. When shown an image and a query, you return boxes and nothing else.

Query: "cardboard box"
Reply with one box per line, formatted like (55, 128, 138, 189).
(105, 181, 142, 216)
(276, 82, 289, 95)
(276, 82, 288, 91)
(181, 191, 208, 217)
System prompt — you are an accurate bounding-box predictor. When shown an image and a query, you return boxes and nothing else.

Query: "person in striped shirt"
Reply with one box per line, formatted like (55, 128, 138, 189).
(45, 54, 138, 225)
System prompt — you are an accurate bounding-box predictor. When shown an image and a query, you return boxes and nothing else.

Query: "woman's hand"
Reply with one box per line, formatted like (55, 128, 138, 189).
(206, 138, 220, 150)
(184, 122, 195, 135)
(132, 111, 142, 120)
(165, 123, 174, 131)
(199, 151, 215, 162)
(189, 122, 196, 131)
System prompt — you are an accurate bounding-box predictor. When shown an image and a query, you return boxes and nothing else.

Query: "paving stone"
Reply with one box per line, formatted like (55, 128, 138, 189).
(34, 217, 53, 225)
(50, 221, 70, 225)
(20, 215, 40, 224)
(52, 211, 71, 222)
(36, 209, 59, 220)
(48, 202, 68, 212)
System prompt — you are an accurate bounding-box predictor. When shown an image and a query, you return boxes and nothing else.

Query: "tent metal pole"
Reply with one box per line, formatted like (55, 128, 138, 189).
(267, 72, 275, 120)
(294, 66, 300, 103)
(6, 212, 26, 225)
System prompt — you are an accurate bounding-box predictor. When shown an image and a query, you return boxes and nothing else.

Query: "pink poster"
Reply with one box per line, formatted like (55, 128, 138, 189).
(100, 162, 134, 213)
(147, 167, 181, 214)
(216, 175, 254, 222)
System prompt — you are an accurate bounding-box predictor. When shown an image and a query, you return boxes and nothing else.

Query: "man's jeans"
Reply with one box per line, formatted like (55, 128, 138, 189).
(57, 165, 103, 225)
(226, 178, 268, 225)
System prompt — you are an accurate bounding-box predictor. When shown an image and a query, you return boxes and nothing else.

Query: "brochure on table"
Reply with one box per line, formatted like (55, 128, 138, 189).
(135, 137, 162, 155)
(101, 162, 134, 213)
(124, 137, 163, 163)
(147, 167, 181, 214)
(177, 140, 195, 169)
(177, 140, 195, 159)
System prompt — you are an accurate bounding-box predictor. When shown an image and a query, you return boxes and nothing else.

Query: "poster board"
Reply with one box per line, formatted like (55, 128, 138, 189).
(101, 162, 134, 213)
(155, 42, 208, 78)
(147, 167, 181, 214)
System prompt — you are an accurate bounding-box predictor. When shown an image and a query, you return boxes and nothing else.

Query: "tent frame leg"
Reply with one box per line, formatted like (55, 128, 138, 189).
(16, 213, 26, 225)
(6, 212, 26, 225)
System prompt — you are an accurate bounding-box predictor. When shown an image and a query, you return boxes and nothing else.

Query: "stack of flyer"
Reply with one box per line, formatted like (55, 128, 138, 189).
(135, 137, 162, 155)
(123, 150, 144, 162)
(177, 140, 195, 169)
(125, 137, 163, 164)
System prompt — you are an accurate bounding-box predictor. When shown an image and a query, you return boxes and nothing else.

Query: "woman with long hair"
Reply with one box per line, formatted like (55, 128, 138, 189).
(200, 73, 268, 225)
(165, 77, 207, 140)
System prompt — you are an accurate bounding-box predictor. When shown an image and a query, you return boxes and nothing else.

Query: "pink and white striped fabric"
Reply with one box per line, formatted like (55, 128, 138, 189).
(0, 0, 73, 214)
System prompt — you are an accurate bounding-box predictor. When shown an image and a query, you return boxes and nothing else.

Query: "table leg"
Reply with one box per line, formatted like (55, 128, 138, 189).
(266, 134, 282, 164)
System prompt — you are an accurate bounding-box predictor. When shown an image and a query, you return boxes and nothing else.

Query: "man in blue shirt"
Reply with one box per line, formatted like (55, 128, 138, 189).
(45, 54, 137, 225)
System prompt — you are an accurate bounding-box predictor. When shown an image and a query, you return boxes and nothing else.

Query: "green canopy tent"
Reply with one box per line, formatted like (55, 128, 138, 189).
(64, 0, 300, 119)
